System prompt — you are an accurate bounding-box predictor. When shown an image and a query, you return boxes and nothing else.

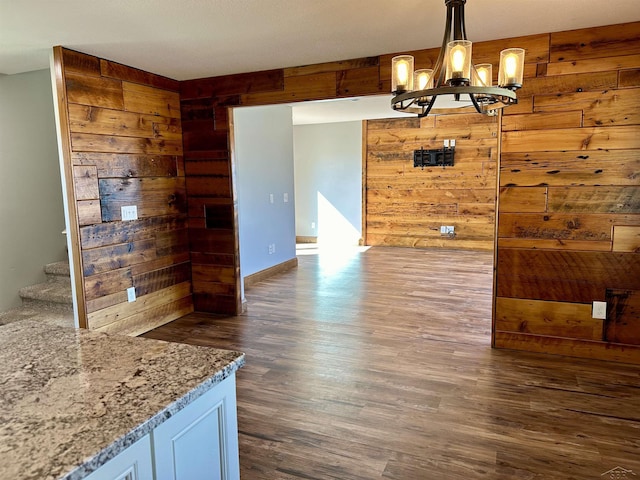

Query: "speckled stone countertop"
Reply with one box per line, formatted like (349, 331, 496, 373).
(0, 320, 245, 480)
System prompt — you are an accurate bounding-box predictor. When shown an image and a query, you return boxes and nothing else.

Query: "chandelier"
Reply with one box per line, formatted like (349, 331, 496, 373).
(391, 0, 525, 117)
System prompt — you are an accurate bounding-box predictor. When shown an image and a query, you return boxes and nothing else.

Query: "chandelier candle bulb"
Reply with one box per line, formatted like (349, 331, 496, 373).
(473, 64, 492, 87)
(392, 55, 414, 93)
(499, 48, 525, 89)
(414, 69, 434, 90)
(445, 40, 472, 85)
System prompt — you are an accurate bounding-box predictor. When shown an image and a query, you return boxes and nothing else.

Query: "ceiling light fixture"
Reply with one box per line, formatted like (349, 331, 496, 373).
(391, 0, 525, 117)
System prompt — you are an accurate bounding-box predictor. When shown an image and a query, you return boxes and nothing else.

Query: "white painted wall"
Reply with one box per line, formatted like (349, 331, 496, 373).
(0, 69, 66, 311)
(293, 121, 362, 245)
(233, 105, 296, 284)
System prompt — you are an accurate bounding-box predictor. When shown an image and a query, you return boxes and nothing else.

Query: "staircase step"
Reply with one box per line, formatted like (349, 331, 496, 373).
(45, 261, 71, 281)
(0, 306, 74, 328)
(19, 281, 73, 308)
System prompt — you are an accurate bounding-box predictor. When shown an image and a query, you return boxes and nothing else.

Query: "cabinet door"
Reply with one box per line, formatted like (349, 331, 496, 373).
(153, 375, 240, 480)
(83, 434, 154, 480)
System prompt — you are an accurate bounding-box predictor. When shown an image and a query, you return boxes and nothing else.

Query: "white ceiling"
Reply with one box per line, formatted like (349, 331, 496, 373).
(2, 0, 638, 124)
(2, 0, 639, 80)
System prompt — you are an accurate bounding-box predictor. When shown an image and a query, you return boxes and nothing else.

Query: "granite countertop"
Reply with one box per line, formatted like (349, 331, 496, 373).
(0, 320, 245, 480)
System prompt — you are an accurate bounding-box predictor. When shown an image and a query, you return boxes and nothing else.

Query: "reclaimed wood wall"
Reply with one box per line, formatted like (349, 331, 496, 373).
(53, 21, 639, 362)
(494, 22, 640, 362)
(177, 22, 639, 363)
(52, 47, 193, 334)
(365, 114, 498, 250)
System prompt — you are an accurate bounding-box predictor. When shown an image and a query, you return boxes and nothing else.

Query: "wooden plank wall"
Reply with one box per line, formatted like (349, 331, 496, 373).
(53, 47, 193, 335)
(494, 22, 640, 363)
(365, 114, 498, 250)
(179, 58, 386, 314)
(179, 22, 640, 363)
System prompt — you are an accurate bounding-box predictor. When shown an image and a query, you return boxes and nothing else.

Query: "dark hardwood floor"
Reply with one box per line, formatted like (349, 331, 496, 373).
(145, 246, 640, 480)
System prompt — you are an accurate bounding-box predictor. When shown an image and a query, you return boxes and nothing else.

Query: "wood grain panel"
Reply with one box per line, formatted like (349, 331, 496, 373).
(180, 69, 284, 99)
(612, 225, 640, 252)
(547, 186, 639, 213)
(80, 215, 187, 249)
(502, 126, 640, 153)
(619, 68, 640, 88)
(605, 289, 640, 344)
(73, 165, 99, 200)
(84, 267, 132, 301)
(122, 82, 181, 118)
(87, 281, 191, 329)
(285, 57, 379, 77)
(82, 238, 157, 276)
(497, 249, 640, 303)
(184, 159, 231, 176)
(77, 200, 102, 226)
(95, 295, 193, 336)
(66, 73, 124, 109)
(100, 59, 180, 92)
(499, 187, 547, 213)
(550, 22, 640, 62)
(61, 49, 100, 77)
(242, 72, 337, 105)
(497, 238, 612, 252)
(184, 176, 231, 198)
(68, 104, 181, 139)
(533, 89, 640, 127)
(546, 54, 640, 76)
(71, 132, 183, 155)
(336, 66, 382, 97)
(133, 262, 191, 297)
(72, 152, 179, 178)
(498, 213, 639, 242)
(494, 331, 640, 364)
(495, 297, 602, 340)
(99, 177, 186, 221)
(501, 112, 582, 131)
(517, 71, 617, 98)
(500, 150, 640, 187)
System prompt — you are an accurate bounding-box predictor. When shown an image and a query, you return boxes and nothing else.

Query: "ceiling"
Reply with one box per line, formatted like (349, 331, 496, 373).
(2, 0, 639, 80)
(2, 0, 638, 124)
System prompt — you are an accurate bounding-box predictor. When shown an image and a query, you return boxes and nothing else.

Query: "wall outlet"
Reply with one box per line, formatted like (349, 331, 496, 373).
(268, 243, 276, 255)
(440, 225, 455, 236)
(592, 301, 607, 319)
(269, 193, 274, 204)
(284, 193, 289, 203)
(311, 222, 316, 229)
(127, 287, 136, 302)
(121, 205, 138, 221)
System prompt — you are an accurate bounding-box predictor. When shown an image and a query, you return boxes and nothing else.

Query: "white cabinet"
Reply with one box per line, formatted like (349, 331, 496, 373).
(83, 435, 154, 480)
(83, 375, 239, 480)
(153, 374, 240, 480)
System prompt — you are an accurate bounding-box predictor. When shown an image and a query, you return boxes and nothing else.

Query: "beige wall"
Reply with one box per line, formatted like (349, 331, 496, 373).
(0, 69, 66, 311)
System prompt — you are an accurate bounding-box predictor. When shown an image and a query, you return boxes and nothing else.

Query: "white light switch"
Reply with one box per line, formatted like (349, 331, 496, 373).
(592, 301, 607, 319)
(121, 205, 138, 221)
(284, 193, 289, 203)
(269, 194, 274, 204)
(127, 287, 136, 302)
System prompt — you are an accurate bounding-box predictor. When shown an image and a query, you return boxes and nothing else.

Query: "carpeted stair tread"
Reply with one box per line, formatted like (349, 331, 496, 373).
(45, 261, 71, 280)
(19, 280, 73, 305)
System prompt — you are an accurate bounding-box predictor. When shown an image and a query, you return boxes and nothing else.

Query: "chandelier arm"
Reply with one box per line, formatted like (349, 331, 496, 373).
(459, 2, 468, 40)
(418, 95, 438, 118)
(453, 1, 465, 40)
(469, 93, 484, 114)
(434, 3, 454, 88)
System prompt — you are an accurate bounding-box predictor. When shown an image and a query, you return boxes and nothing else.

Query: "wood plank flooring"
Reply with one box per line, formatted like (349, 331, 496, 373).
(144, 246, 640, 480)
